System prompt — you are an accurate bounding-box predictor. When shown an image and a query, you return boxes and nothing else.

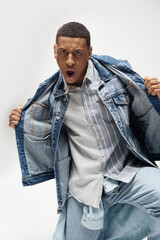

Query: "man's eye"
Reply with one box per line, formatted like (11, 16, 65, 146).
(75, 51, 82, 55)
(59, 49, 67, 55)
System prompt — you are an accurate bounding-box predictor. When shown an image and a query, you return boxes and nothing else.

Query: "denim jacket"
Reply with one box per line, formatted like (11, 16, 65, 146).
(15, 54, 160, 238)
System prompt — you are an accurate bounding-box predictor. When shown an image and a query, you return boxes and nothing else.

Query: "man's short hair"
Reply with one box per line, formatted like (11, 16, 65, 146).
(56, 22, 91, 48)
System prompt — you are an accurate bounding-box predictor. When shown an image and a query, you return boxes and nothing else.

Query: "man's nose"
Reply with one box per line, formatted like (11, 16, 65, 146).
(66, 53, 75, 67)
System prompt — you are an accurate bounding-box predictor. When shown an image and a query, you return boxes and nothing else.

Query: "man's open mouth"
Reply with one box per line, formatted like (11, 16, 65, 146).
(66, 70, 75, 78)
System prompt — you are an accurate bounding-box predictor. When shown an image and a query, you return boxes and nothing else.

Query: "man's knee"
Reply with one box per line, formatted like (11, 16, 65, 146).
(137, 167, 160, 215)
(133, 167, 160, 200)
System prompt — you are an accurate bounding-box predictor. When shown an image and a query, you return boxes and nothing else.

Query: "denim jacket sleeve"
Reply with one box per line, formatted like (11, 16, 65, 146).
(120, 61, 160, 160)
(15, 72, 59, 186)
(129, 81, 160, 160)
(103, 62, 160, 161)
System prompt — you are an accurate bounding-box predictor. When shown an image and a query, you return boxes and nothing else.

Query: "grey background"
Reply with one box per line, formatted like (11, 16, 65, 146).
(0, 0, 160, 239)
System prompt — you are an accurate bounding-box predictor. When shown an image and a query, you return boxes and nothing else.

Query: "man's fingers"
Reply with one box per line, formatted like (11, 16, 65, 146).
(9, 105, 23, 129)
(9, 116, 21, 129)
(144, 76, 160, 98)
(14, 107, 23, 114)
(9, 115, 21, 121)
(144, 77, 158, 84)
(148, 82, 160, 92)
(10, 110, 22, 118)
(150, 89, 160, 98)
(147, 79, 159, 88)
(9, 121, 19, 129)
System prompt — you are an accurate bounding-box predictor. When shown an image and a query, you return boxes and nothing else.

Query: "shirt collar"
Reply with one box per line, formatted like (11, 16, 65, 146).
(83, 59, 94, 83)
(63, 76, 69, 93)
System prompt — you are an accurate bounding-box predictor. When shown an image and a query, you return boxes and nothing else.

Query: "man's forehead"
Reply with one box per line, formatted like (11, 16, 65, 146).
(56, 36, 87, 49)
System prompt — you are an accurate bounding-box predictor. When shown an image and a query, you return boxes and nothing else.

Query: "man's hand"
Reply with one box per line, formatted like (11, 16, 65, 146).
(9, 105, 23, 129)
(144, 76, 160, 98)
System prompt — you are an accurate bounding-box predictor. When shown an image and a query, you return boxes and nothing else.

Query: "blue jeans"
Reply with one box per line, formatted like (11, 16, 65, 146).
(53, 167, 160, 240)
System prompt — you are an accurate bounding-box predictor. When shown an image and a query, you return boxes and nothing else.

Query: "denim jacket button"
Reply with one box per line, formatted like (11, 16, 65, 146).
(56, 116, 60, 120)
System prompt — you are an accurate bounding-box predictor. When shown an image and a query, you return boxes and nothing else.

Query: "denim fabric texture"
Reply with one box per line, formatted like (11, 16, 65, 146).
(53, 167, 160, 240)
(15, 54, 160, 238)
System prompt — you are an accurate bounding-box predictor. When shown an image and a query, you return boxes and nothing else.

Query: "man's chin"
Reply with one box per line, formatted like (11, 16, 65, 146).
(64, 78, 75, 85)
(64, 76, 83, 87)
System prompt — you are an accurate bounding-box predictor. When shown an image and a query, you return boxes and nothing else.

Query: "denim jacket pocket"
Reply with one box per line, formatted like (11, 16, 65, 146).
(112, 93, 130, 126)
(95, 95, 115, 123)
(21, 101, 54, 179)
(24, 101, 52, 138)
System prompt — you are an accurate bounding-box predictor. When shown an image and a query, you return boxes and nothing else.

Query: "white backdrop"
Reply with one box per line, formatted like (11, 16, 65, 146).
(0, 0, 160, 239)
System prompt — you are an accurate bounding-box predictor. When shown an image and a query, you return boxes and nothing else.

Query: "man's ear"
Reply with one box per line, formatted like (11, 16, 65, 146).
(88, 46, 93, 60)
(54, 44, 57, 59)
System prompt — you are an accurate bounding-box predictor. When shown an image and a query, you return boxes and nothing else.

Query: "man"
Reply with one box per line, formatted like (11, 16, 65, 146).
(9, 22, 160, 240)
